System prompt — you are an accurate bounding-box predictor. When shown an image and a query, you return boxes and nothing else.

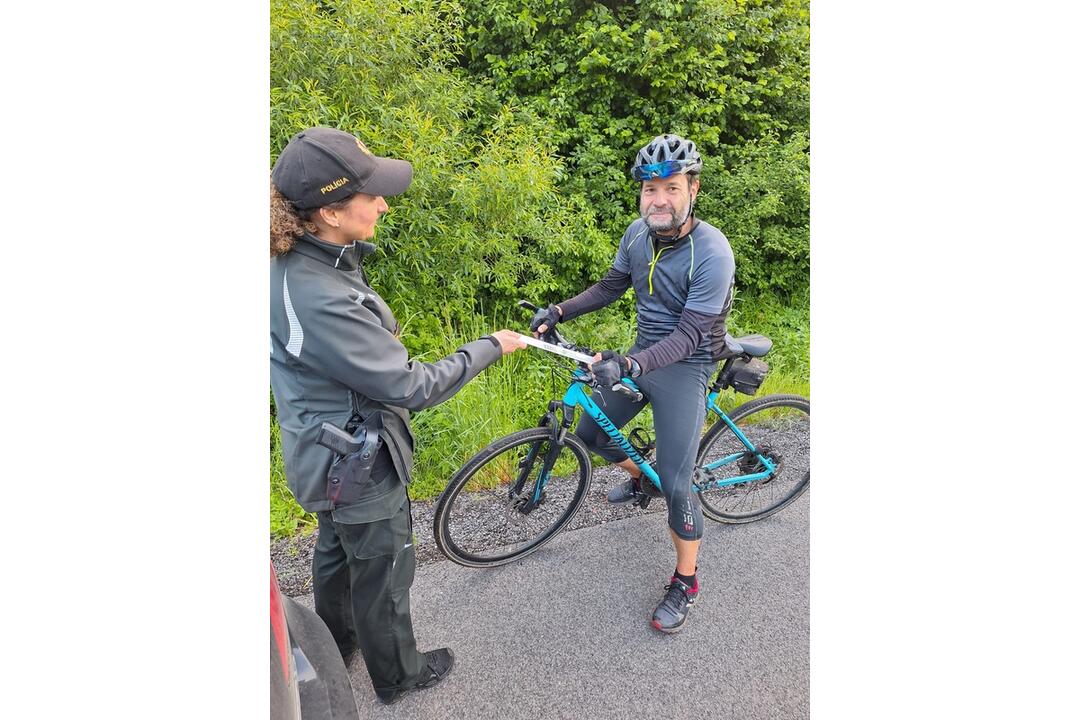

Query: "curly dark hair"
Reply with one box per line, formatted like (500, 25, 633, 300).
(270, 182, 352, 257)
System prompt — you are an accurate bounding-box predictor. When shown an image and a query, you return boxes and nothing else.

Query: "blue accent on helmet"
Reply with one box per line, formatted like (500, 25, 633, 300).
(632, 134, 702, 181)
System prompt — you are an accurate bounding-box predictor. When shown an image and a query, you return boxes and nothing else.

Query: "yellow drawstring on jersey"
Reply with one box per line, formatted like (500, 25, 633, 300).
(648, 245, 670, 294)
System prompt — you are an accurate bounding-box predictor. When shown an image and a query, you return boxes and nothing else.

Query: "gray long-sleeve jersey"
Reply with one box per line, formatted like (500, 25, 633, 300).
(558, 218, 735, 373)
(270, 233, 502, 515)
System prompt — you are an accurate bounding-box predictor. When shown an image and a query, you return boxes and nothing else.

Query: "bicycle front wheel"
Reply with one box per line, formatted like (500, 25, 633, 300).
(433, 427, 592, 567)
(695, 394, 810, 523)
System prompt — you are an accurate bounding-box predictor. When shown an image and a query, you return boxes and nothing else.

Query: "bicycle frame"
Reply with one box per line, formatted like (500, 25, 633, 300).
(561, 370, 662, 488)
(701, 390, 777, 487)
(545, 370, 776, 496)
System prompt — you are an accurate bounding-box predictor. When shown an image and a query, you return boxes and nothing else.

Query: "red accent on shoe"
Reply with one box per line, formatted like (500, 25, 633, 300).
(652, 620, 663, 630)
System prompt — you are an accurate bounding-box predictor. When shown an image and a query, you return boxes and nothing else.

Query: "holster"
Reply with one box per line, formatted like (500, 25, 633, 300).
(317, 413, 385, 509)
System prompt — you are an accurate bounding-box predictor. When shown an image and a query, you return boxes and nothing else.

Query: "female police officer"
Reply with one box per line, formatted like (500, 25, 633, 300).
(269, 127, 525, 704)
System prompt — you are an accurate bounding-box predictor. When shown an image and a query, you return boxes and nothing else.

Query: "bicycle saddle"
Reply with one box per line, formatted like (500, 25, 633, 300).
(724, 334, 773, 357)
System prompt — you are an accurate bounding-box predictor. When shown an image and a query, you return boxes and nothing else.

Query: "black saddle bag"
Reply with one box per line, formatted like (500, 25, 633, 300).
(716, 357, 770, 396)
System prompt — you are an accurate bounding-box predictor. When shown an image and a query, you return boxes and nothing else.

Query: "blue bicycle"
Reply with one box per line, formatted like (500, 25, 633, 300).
(433, 302, 810, 567)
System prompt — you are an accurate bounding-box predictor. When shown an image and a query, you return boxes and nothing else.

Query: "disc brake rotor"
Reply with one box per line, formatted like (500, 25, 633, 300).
(737, 446, 782, 482)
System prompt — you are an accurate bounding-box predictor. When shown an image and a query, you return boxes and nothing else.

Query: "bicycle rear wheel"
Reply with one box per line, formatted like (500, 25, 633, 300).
(433, 427, 592, 567)
(695, 394, 809, 523)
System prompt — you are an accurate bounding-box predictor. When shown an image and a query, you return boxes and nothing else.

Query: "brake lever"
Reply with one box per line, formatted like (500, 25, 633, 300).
(574, 369, 609, 408)
(611, 380, 644, 402)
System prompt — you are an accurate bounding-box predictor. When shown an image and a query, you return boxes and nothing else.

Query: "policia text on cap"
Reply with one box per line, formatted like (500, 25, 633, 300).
(269, 127, 526, 705)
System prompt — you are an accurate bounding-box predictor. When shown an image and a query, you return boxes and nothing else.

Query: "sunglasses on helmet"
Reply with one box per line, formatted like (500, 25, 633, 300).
(631, 159, 695, 181)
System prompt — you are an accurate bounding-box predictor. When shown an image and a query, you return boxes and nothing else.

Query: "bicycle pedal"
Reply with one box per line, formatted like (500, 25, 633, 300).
(641, 481, 662, 498)
(634, 494, 652, 511)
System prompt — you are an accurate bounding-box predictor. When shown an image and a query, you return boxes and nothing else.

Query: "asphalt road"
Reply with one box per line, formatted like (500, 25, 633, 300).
(296, 494, 808, 720)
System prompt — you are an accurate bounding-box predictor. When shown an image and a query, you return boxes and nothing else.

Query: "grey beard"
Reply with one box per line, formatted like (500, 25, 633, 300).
(642, 204, 691, 235)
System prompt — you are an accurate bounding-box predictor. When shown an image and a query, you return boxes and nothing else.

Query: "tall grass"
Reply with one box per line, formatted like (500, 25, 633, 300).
(269, 294, 809, 538)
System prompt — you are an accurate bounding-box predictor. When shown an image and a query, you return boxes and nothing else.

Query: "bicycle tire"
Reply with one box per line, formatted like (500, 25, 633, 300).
(433, 427, 593, 567)
(695, 393, 809, 524)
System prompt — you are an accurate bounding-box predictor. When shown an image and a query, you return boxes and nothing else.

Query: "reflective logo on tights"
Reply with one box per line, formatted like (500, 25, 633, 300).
(682, 497, 695, 534)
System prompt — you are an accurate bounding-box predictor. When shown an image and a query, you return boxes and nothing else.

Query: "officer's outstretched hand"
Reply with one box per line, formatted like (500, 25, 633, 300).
(491, 329, 528, 355)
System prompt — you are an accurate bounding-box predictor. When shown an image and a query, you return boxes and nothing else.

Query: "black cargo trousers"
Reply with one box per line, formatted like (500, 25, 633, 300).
(313, 485, 424, 701)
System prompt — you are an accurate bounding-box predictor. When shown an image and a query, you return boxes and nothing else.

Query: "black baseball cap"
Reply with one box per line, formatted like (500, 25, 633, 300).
(271, 127, 413, 210)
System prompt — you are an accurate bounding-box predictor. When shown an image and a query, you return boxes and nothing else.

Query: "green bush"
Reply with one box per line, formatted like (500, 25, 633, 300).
(458, 0, 810, 278)
(698, 131, 809, 296)
(272, 0, 614, 357)
(271, 0, 810, 324)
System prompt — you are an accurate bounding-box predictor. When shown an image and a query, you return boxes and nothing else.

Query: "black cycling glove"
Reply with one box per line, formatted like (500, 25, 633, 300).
(529, 303, 563, 335)
(591, 350, 642, 389)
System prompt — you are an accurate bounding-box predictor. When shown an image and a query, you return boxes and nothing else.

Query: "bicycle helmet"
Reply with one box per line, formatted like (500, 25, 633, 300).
(632, 134, 703, 181)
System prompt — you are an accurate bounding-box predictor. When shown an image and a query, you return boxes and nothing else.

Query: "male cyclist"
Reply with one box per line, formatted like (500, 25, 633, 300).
(531, 134, 735, 632)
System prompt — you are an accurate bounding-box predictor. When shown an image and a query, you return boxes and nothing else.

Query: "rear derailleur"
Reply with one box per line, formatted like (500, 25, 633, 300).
(734, 446, 781, 486)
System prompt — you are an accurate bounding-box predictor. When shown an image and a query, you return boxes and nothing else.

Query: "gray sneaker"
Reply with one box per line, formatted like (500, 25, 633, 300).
(606, 474, 662, 504)
(651, 578, 699, 633)
(607, 476, 642, 504)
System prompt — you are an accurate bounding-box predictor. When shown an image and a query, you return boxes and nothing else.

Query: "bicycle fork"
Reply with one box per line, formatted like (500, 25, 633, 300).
(509, 401, 573, 514)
